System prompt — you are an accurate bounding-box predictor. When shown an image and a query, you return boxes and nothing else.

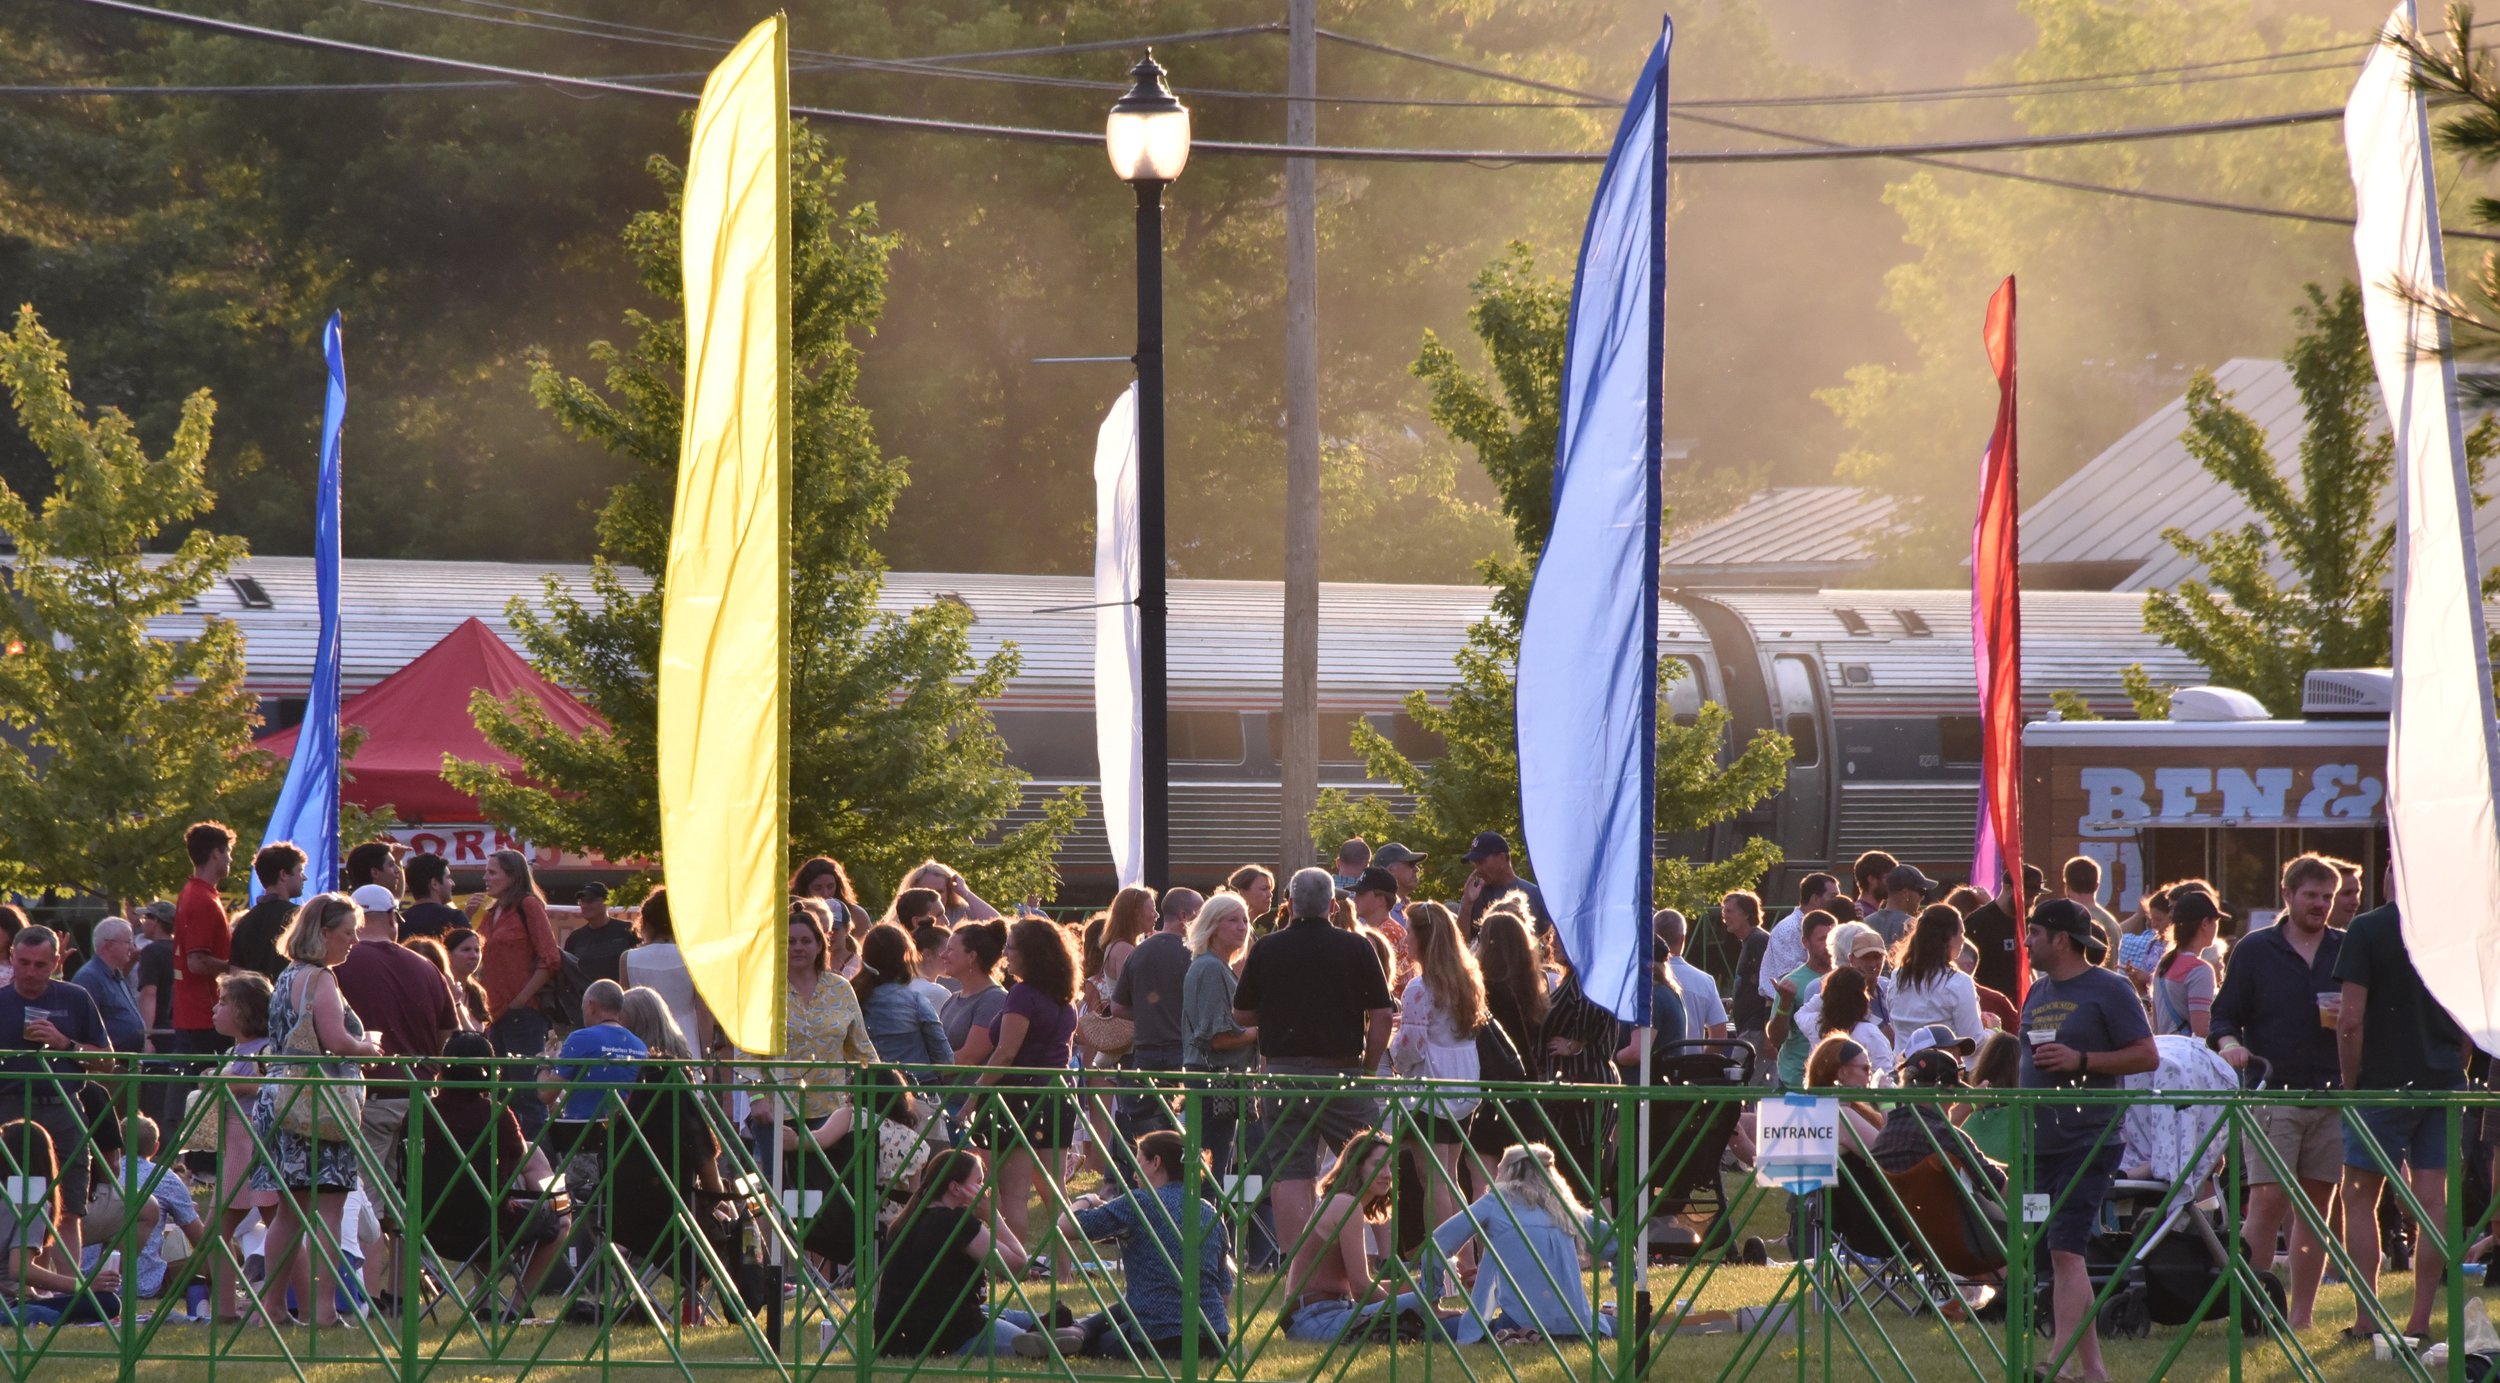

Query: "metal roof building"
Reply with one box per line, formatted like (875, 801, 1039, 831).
(1657, 486, 1903, 587)
(2021, 357, 2500, 589)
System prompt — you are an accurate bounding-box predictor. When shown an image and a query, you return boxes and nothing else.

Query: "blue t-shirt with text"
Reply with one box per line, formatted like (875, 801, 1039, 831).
(553, 1022, 648, 1121)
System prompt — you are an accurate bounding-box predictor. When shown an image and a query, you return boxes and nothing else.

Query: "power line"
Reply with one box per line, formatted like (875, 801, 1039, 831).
(335, 0, 2385, 115)
(59, 0, 2385, 169)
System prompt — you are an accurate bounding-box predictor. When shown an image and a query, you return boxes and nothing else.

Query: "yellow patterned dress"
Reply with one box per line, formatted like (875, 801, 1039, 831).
(784, 972, 877, 1119)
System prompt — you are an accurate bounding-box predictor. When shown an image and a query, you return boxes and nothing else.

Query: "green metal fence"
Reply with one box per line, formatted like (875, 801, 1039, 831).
(0, 1050, 2490, 1381)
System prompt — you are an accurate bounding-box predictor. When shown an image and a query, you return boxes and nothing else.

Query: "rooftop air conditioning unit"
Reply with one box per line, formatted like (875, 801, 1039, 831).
(2169, 686, 2271, 722)
(2301, 668, 2394, 718)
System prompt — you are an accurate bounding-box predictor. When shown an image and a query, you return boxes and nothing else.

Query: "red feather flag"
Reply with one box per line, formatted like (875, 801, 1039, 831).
(1971, 277, 2027, 999)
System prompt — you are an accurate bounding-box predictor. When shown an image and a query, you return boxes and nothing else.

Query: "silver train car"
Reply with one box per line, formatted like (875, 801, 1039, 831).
(161, 557, 2205, 900)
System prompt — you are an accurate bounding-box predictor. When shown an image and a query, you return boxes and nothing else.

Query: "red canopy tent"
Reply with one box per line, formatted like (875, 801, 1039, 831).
(259, 617, 604, 822)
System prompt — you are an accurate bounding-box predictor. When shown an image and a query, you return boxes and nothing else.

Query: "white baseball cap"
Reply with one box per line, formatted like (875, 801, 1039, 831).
(349, 884, 400, 914)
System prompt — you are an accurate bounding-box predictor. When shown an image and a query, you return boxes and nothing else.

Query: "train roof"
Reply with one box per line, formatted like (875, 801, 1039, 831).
(142, 556, 2230, 719)
(1701, 588, 2209, 718)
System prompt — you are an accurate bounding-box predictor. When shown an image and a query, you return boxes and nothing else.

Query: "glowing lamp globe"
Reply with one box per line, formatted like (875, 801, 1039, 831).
(1106, 53, 1191, 184)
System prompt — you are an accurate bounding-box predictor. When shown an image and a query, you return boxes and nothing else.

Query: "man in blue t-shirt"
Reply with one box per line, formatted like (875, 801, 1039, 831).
(541, 980, 646, 1122)
(2019, 899, 2157, 1383)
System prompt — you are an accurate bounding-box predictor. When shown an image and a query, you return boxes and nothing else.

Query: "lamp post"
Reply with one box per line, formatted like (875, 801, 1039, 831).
(1107, 53, 1189, 888)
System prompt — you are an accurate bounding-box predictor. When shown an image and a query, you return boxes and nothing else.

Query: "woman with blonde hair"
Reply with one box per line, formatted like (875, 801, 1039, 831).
(1425, 1141, 1616, 1344)
(248, 893, 384, 1328)
(1180, 894, 1258, 1177)
(894, 859, 1002, 926)
(617, 986, 695, 1061)
(1391, 901, 1487, 1236)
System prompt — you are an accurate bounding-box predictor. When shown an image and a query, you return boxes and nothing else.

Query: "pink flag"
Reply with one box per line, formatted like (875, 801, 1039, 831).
(1971, 277, 2028, 998)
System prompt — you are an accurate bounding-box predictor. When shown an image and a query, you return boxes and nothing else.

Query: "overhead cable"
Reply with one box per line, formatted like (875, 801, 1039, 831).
(60, 0, 2380, 169)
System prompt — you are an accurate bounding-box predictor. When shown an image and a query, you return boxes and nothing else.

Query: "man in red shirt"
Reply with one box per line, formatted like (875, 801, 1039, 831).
(160, 822, 235, 1138)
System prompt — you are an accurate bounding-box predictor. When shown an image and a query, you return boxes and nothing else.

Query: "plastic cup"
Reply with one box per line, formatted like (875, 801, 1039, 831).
(19, 1008, 46, 1039)
(2317, 992, 2343, 1029)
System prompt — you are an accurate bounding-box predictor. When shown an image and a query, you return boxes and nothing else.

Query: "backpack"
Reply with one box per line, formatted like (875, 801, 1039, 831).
(540, 949, 593, 1029)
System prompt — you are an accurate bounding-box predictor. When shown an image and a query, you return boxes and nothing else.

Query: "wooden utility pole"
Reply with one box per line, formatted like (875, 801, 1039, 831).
(1279, 0, 1322, 874)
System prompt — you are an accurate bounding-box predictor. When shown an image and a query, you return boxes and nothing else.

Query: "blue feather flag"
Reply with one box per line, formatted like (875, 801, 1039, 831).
(252, 313, 346, 903)
(1516, 23, 1670, 1026)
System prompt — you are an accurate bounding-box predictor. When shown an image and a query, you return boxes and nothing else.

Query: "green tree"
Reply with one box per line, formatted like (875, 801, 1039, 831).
(1819, 0, 2377, 574)
(444, 128, 1081, 905)
(1308, 246, 1791, 911)
(2142, 284, 2497, 716)
(0, 306, 273, 902)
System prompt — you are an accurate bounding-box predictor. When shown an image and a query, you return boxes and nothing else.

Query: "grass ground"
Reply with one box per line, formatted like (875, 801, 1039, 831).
(0, 1262, 2473, 1383)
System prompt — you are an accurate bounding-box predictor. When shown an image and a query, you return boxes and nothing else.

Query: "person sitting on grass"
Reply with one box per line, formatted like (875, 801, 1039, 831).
(1425, 1141, 1618, 1345)
(1280, 1129, 1434, 1343)
(1056, 1130, 1234, 1360)
(0, 1120, 118, 1325)
(872, 1149, 1066, 1359)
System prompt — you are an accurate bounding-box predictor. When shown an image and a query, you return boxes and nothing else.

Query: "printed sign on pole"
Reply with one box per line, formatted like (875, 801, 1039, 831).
(1754, 1094, 1841, 1193)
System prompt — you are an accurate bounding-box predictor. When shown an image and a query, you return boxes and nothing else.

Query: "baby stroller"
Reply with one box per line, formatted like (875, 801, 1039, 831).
(1641, 1039, 1756, 1262)
(2034, 1038, 2285, 1338)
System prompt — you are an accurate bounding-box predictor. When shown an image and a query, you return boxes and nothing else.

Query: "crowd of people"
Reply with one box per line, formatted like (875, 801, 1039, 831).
(0, 824, 2480, 1382)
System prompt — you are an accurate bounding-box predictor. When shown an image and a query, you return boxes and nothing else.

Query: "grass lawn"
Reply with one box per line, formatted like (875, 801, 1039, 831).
(0, 1262, 2472, 1383)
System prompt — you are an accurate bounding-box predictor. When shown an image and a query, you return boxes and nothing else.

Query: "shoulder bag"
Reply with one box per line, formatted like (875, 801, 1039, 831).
(275, 969, 367, 1143)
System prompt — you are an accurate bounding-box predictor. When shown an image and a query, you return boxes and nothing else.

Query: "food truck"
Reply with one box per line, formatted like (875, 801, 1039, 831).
(2021, 671, 2390, 920)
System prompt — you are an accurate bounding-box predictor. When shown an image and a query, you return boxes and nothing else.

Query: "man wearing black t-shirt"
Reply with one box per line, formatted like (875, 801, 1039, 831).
(228, 843, 305, 982)
(562, 882, 638, 985)
(2335, 882, 2465, 1345)
(1720, 890, 1772, 1051)
(1963, 863, 2044, 997)
(397, 853, 466, 942)
(1232, 867, 1393, 1260)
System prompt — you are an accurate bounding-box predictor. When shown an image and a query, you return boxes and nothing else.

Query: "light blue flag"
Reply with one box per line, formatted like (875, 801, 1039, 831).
(252, 313, 346, 903)
(1516, 23, 1669, 1026)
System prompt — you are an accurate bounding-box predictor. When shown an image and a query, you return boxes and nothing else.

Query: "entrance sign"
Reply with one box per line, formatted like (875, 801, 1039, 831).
(1755, 1094, 1840, 1193)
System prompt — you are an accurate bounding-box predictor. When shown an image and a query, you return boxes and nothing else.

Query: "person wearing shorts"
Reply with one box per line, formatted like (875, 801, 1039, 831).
(2210, 856, 2346, 1328)
(2020, 901, 2157, 1383)
(1231, 868, 1392, 1262)
(2334, 884, 2465, 1345)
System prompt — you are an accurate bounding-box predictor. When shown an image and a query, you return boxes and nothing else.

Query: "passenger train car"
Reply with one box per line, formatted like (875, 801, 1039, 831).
(155, 557, 2206, 900)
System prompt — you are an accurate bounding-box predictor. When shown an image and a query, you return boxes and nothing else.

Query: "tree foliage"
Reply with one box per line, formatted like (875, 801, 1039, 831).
(0, 305, 273, 902)
(1308, 246, 1791, 911)
(2143, 284, 2497, 716)
(1820, 0, 2381, 574)
(443, 128, 1082, 905)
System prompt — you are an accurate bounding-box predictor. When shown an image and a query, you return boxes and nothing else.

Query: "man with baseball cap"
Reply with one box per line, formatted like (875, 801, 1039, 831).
(1371, 843, 1425, 913)
(1347, 867, 1410, 981)
(336, 883, 458, 1192)
(1863, 864, 1937, 949)
(1455, 831, 1549, 936)
(2020, 897, 2158, 1382)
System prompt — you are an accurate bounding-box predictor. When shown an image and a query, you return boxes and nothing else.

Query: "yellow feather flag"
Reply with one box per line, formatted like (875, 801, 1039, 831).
(660, 13, 789, 1055)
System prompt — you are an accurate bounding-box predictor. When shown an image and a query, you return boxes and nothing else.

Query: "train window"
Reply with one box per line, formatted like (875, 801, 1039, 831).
(986, 709, 1097, 777)
(1892, 608, 1931, 637)
(1379, 712, 1445, 763)
(1840, 663, 1873, 687)
(1771, 656, 1822, 767)
(1937, 716, 1982, 765)
(1664, 656, 1704, 727)
(1834, 608, 1871, 636)
(1171, 711, 1246, 764)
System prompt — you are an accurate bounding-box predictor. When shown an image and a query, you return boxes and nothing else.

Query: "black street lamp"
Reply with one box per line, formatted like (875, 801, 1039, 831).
(1107, 53, 1190, 888)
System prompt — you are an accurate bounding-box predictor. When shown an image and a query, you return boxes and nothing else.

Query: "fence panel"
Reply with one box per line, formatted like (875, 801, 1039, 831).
(0, 1056, 2486, 1380)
